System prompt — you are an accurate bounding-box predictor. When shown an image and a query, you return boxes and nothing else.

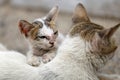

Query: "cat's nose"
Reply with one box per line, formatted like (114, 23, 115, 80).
(49, 42, 54, 47)
(49, 42, 54, 45)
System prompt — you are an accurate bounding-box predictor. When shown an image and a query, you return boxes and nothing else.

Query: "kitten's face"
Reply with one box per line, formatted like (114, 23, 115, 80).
(19, 6, 59, 49)
(30, 18, 58, 49)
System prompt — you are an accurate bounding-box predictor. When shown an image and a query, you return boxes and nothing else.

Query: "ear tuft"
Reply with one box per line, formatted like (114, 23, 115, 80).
(45, 6, 59, 22)
(18, 20, 34, 37)
(72, 3, 90, 24)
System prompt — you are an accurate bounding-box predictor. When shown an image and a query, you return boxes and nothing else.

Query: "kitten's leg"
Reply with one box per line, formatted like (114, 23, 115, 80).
(27, 55, 40, 66)
(27, 51, 40, 66)
(42, 51, 56, 63)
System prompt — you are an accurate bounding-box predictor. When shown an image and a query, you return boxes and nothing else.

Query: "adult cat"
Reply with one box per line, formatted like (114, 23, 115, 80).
(0, 3, 119, 80)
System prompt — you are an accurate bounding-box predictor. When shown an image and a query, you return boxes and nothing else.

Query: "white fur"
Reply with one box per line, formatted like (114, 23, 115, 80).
(0, 35, 99, 80)
(35, 18, 54, 37)
(55, 32, 65, 47)
(0, 51, 39, 80)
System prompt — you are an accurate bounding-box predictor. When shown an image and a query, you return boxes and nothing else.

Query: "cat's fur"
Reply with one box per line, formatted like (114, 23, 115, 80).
(0, 3, 119, 80)
(19, 6, 64, 66)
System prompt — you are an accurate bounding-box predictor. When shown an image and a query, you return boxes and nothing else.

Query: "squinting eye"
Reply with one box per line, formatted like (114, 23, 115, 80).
(54, 31, 58, 35)
(38, 36, 46, 39)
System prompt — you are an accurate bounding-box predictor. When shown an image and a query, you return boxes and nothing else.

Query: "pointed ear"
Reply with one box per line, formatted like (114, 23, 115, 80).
(18, 20, 34, 37)
(93, 32, 118, 55)
(72, 3, 90, 24)
(45, 6, 59, 22)
(97, 23, 120, 39)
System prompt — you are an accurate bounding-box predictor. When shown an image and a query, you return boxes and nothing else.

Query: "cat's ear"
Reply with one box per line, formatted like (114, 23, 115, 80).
(92, 24, 120, 54)
(72, 3, 90, 24)
(96, 23, 120, 39)
(93, 23, 120, 47)
(18, 20, 34, 37)
(45, 6, 59, 22)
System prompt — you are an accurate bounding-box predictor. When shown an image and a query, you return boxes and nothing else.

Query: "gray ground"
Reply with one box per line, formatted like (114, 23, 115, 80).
(0, 5, 120, 75)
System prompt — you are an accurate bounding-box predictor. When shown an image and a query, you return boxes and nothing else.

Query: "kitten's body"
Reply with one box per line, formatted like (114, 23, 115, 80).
(19, 6, 64, 66)
(0, 3, 119, 80)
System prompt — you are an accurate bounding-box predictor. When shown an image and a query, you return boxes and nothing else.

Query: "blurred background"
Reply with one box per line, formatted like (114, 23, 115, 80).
(0, 0, 120, 75)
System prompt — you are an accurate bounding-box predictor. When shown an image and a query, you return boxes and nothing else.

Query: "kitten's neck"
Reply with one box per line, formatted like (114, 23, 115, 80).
(32, 47, 48, 56)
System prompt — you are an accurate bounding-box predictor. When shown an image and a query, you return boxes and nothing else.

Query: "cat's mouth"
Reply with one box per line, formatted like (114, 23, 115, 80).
(49, 44, 54, 48)
(49, 43, 55, 48)
(49, 42, 55, 48)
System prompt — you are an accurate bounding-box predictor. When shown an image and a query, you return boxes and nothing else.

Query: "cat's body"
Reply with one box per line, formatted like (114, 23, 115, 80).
(0, 36, 99, 80)
(0, 34, 101, 80)
(19, 6, 64, 66)
(0, 3, 119, 80)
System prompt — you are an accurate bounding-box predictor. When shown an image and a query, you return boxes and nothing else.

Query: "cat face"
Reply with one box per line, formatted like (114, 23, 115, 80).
(70, 3, 120, 55)
(19, 6, 59, 49)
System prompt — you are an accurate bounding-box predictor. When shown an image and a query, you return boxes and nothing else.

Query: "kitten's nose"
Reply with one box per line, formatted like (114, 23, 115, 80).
(49, 42, 54, 45)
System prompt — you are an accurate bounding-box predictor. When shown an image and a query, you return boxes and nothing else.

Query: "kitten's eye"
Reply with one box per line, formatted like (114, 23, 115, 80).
(33, 22, 38, 24)
(38, 36, 46, 39)
(54, 31, 58, 35)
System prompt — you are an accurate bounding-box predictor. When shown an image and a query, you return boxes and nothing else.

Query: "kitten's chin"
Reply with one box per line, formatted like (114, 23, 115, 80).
(49, 45, 54, 49)
(41, 45, 55, 50)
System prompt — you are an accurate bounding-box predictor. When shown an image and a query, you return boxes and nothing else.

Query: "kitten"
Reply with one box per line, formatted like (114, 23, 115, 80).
(18, 6, 64, 66)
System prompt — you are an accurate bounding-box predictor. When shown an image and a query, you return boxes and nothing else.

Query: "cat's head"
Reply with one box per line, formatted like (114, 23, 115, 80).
(70, 3, 120, 55)
(18, 6, 59, 49)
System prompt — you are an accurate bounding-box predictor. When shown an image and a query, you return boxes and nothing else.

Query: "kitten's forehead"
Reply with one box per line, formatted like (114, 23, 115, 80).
(34, 18, 45, 24)
(40, 25, 54, 36)
(34, 18, 54, 36)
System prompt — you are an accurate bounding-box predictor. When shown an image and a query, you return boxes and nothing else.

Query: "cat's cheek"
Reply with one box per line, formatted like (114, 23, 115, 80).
(42, 39, 50, 47)
(42, 39, 48, 44)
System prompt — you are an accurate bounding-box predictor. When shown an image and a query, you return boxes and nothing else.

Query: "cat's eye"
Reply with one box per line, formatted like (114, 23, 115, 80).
(54, 31, 58, 35)
(38, 36, 46, 39)
(33, 22, 38, 24)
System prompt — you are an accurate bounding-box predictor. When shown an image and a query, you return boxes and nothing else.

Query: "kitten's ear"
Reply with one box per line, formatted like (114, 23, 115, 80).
(18, 20, 34, 37)
(72, 3, 90, 24)
(45, 6, 59, 22)
(97, 23, 120, 39)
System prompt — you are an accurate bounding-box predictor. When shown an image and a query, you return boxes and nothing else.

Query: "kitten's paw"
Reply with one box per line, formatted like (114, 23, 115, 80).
(27, 56, 40, 67)
(42, 54, 54, 63)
